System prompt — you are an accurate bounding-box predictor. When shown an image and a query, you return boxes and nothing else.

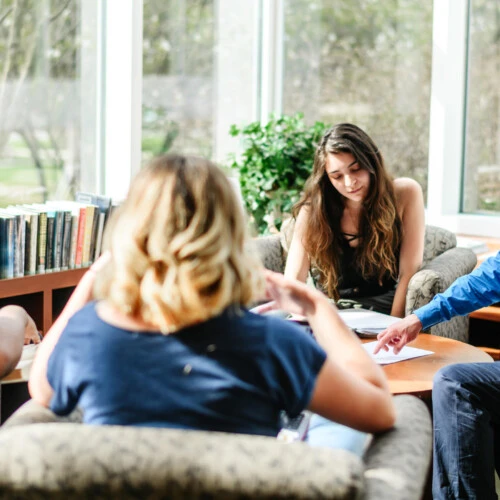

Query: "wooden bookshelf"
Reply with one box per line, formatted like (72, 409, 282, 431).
(0, 268, 88, 335)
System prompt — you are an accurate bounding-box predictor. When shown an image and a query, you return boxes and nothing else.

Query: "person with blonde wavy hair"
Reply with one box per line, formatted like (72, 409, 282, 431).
(286, 123, 425, 317)
(29, 154, 394, 453)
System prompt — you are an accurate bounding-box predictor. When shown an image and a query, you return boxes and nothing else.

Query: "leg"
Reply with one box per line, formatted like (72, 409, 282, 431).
(432, 362, 500, 500)
(305, 414, 371, 457)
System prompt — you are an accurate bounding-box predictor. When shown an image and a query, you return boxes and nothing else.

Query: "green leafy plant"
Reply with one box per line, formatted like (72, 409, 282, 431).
(228, 113, 327, 234)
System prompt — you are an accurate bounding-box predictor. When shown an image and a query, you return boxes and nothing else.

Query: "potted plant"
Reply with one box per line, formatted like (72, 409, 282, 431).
(228, 113, 327, 235)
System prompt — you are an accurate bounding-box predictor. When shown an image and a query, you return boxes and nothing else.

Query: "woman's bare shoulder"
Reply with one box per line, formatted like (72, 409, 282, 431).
(393, 177, 423, 200)
(295, 204, 311, 223)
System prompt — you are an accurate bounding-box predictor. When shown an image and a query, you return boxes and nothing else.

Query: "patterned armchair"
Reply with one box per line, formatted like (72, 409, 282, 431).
(0, 395, 432, 499)
(255, 224, 476, 343)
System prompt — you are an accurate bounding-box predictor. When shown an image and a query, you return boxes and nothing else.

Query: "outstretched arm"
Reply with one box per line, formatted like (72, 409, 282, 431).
(265, 271, 395, 433)
(284, 208, 311, 283)
(0, 306, 36, 378)
(374, 251, 500, 354)
(29, 254, 110, 407)
(373, 314, 422, 355)
(391, 178, 425, 318)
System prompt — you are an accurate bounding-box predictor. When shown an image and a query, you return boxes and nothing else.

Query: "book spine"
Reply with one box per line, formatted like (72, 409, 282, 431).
(12, 215, 21, 278)
(4, 218, 15, 279)
(61, 211, 72, 270)
(94, 212, 106, 260)
(28, 215, 38, 275)
(81, 207, 95, 267)
(75, 207, 86, 268)
(0, 219, 7, 279)
(88, 208, 100, 264)
(52, 211, 63, 272)
(24, 217, 31, 276)
(45, 216, 54, 272)
(37, 212, 47, 273)
(69, 214, 78, 269)
(17, 215, 25, 277)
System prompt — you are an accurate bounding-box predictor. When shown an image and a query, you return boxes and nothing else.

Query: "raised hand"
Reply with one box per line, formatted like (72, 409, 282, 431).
(263, 270, 319, 318)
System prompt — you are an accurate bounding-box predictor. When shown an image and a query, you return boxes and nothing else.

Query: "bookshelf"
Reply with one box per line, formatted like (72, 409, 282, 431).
(0, 268, 88, 335)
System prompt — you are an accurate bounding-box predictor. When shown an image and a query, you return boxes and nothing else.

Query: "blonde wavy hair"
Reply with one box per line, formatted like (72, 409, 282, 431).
(293, 123, 402, 300)
(94, 155, 264, 333)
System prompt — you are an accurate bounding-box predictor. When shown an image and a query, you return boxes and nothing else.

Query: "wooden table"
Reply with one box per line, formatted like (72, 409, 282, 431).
(364, 334, 493, 399)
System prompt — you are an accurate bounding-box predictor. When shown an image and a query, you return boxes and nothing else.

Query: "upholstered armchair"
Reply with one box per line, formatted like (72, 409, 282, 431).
(0, 395, 432, 499)
(405, 225, 476, 342)
(255, 224, 476, 343)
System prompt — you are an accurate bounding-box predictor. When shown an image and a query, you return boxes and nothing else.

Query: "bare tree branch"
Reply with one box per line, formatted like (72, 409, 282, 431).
(17, 126, 47, 199)
(0, 6, 13, 25)
(48, 0, 71, 23)
(51, 19, 77, 48)
(0, 0, 20, 103)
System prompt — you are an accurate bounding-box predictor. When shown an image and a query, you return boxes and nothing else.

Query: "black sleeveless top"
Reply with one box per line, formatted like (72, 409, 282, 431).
(337, 236, 398, 300)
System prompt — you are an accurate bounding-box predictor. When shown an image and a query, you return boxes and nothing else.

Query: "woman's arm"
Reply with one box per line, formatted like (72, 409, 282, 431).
(265, 271, 395, 433)
(390, 178, 425, 318)
(29, 254, 109, 407)
(284, 208, 311, 283)
(0, 306, 34, 378)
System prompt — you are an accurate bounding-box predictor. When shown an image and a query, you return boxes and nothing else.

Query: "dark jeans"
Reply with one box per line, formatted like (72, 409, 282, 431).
(433, 362, 500, 500)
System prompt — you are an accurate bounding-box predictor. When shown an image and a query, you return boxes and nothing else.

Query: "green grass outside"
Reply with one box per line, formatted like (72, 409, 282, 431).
(0, 157, 62, 207)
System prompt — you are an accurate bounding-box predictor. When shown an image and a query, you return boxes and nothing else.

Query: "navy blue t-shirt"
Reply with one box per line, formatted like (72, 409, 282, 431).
(47, 302, 326, 437)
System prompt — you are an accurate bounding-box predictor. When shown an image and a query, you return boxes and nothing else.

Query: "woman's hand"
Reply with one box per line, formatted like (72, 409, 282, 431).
(263, 270, 318, 318)
(250, 300, 278, 315)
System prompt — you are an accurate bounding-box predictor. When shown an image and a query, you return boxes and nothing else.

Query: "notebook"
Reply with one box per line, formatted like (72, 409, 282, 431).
(337, 308, 401, 337)
(287, 308, 400, 337)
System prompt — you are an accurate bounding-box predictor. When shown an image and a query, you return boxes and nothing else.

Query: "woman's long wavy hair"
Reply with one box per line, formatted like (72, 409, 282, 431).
(94, 155, 264, 333)
(293, 123, 402, 300)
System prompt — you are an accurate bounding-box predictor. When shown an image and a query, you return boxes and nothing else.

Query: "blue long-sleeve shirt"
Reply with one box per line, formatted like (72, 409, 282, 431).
(415, 251, 500, 330)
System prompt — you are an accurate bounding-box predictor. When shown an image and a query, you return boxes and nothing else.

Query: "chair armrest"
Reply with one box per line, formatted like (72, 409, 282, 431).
(0, 397, 431, 499)
(406, 247, 477, 314)
(1, 399, 83, 427)
(0, 420, 364, 499)
(364, 395, 432, 500)
(253, 235, 285, 273)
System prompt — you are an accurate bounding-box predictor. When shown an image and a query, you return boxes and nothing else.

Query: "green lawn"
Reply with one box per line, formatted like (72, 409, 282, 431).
(0, 157, 62, 206)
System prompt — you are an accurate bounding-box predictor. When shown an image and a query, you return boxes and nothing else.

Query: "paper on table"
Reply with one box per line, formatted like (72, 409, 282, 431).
(362, 341, 433, 365)
(15, 344, 38, 370)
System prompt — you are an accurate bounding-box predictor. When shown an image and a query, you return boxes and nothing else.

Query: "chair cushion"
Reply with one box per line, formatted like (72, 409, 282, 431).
(422, 225, 457, 265)
(254, 235, 285, 273)
(0, 423, 363, 499)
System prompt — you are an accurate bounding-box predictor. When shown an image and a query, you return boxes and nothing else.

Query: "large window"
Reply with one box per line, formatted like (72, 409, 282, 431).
(0, 0, 100, 206)
(142, 0, 216, 162)
(142, 0, 259, 165)
(462, 0, 500, 214)
(282, 0, 433, 197)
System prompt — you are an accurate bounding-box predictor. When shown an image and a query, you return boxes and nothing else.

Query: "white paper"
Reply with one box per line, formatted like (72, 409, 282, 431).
(362, 341, 433, 365)
(15, 344, 38, 370)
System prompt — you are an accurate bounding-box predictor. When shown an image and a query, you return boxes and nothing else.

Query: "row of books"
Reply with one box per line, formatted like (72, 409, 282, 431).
(0, 193, 114, 279)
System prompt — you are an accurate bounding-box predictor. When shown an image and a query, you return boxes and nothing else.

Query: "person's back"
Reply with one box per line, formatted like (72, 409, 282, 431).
(48, 302, 324, 436)
(29, 153, 395, 455)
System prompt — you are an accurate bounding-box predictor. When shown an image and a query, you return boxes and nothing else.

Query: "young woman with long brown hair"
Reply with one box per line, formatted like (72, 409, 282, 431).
(285, 123, 425, 317)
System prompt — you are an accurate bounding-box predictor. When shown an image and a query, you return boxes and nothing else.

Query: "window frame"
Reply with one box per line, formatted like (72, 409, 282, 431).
(98, 0, 500, 237)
